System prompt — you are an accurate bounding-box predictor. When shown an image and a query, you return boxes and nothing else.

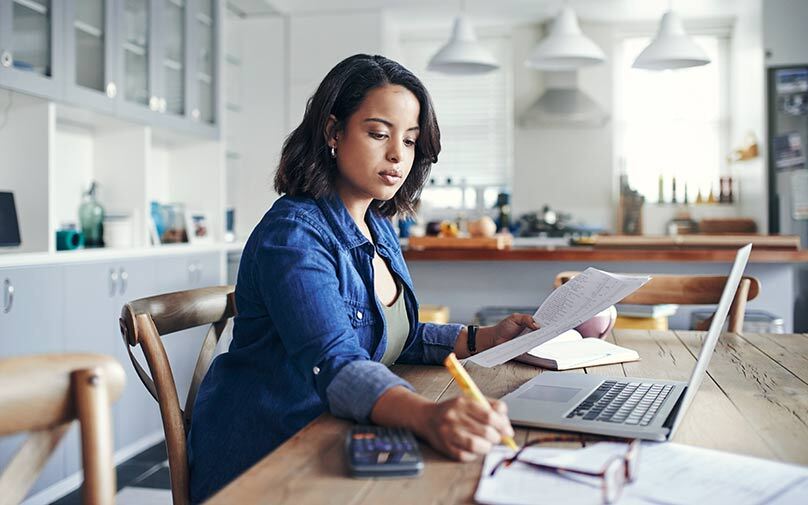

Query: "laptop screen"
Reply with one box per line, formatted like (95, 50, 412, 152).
(668, 244, 752, 437)
(0, 192, 22, 247)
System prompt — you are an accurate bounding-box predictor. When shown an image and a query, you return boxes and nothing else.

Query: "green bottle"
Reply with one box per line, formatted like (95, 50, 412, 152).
(79, 181, 105, 247)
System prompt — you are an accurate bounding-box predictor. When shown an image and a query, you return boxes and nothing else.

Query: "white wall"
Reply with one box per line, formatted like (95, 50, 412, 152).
(730, 0, 767, 232)
(226, 16, 287, 239)
(763, 0, 808, 67)
(511, 22, 615, 230)
(225, 10, 385, 240)
(52, 124, 94, 230)
(288, 11, 383, 128)
(0, 93, 51, 253)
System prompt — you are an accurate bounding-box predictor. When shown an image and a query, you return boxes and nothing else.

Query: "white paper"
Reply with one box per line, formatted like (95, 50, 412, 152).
(469, 268, 650, 367)
(475, 446, 655, 505)
(791, 169, 808, 220)
(625, 442, 808, 505)
(477, 442, 808, 505)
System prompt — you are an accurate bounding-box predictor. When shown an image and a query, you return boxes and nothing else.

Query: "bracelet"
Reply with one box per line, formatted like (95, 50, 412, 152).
(467, 324, 479, 355)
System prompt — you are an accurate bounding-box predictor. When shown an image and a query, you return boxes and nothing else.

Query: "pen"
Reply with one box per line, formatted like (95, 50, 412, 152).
(443, 352, 519, 451)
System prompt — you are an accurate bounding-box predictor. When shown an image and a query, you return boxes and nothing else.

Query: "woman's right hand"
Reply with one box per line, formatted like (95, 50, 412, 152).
(416, 396, 515, 462)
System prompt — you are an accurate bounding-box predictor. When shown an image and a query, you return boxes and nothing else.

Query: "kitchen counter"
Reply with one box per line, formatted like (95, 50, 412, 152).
(402, 240, 807, 332)
(403, 246, 808, 263)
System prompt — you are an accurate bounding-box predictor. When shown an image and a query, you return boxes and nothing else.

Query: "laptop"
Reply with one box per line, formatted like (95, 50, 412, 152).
(502, 244, 752, 441)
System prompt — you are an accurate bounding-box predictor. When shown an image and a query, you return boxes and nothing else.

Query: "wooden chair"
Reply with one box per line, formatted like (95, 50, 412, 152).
(554, 272, 761, 334)
(118, 286, 236, 505)
(0, 353, 125, 505)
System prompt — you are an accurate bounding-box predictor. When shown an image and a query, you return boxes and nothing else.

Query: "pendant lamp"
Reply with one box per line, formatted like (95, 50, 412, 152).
(632, 11, 710, 70)
(427, 15, 499, 75)
(525, 6, 605, 71)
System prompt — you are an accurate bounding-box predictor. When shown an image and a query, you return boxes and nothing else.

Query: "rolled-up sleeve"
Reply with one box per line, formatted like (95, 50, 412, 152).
(397, 321, 464, 365)
(326, 361, 413, 422)
(254, 212, 413, 421)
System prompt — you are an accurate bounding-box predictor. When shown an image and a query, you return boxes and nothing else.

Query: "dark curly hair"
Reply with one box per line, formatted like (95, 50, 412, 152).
(274, 54, 440, 217)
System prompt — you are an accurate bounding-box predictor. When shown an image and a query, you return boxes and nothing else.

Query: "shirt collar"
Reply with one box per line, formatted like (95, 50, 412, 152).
(316, 193, 397, 251)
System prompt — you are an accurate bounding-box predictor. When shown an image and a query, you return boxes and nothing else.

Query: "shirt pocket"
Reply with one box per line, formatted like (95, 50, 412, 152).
(343, 297, 377, 352)
(343, 297, 376, 328)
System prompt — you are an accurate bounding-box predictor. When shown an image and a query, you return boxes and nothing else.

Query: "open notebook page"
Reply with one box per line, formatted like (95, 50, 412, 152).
(468, 268, 649, 368)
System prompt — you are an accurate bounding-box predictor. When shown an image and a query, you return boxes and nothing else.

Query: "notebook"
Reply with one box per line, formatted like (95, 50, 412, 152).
(515, 329, 639, 370)
(616, 303, 678, 318)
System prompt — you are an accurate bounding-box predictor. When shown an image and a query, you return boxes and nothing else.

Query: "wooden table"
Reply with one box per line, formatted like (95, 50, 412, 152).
(206, 330, 808, 504)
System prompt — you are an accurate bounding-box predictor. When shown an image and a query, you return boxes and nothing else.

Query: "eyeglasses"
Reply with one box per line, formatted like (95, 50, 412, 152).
(489, 436, 640, 504)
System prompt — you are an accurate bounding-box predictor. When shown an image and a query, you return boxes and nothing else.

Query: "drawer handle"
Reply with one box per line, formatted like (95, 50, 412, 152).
(188, 262, 198, 283)
(109, 268, 119, 297)
(119, 267, 129, 296)
(3, 278, 13, 313)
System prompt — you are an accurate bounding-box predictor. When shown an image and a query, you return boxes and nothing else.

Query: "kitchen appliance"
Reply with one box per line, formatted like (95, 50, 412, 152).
(767, 66, 808, 331)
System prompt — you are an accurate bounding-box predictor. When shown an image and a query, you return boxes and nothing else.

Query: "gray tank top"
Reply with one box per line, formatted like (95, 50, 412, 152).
(379, 284, 410, 366)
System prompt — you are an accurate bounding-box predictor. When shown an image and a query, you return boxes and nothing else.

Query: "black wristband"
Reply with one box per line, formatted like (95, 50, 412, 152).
(467, 324, 479, 355)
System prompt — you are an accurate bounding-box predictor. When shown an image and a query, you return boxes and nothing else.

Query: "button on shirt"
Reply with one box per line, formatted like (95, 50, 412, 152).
(187, 194, 463, 503)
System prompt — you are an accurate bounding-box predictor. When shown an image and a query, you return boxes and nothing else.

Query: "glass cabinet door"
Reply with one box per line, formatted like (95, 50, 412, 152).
(0, 0, 64, 98)
(120, 0, 155, 111)
(161, 0, 186, 116)
(65, 0, 117, 110)
(193, 0, 216, 125)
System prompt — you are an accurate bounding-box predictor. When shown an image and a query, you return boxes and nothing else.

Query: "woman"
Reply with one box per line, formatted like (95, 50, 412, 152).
(188, 54, 539, 502)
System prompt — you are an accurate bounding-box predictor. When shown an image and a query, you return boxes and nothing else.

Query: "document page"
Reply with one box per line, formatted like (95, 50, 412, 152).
(476, 442, 808, 505)
(469, 268, 650, 368)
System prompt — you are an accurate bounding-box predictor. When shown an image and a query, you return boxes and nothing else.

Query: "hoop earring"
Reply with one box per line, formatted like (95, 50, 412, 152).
(330, 146, 336, 159)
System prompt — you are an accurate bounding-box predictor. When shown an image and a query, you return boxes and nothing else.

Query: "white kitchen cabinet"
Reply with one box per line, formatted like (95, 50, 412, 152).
(61, 258, 164, 478)
(0, 264, 66, 497)
(154, 251, 222, 412)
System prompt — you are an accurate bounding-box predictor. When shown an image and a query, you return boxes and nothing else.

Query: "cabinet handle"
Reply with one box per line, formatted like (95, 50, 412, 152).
(109, 268, 119, 297)
(3, 278, 13, 314)
(159, 98, 167, 113)
(188, 262, 197, 283)
(119, 267, 129, 296)
(0, 51, 11, 68)
(149, 96, 160, 111)
(106, 81, 117, 98)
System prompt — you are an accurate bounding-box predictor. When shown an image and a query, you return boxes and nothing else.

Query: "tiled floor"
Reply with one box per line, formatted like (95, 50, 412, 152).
(51, 441, 171, 505)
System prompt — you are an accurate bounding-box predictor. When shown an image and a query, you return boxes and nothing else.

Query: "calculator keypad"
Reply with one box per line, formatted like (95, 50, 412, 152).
(347, 425, 423, 476)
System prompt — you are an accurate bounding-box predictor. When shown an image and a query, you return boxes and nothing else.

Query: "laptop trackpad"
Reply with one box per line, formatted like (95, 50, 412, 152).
(519, 385, 581, 403)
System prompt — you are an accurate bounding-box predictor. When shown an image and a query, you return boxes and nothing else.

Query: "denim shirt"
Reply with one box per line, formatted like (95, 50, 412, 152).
(187, 193, 463, 503)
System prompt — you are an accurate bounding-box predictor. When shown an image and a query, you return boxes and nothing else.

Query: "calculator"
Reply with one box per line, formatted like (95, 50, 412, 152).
(345, 425, 424, 478)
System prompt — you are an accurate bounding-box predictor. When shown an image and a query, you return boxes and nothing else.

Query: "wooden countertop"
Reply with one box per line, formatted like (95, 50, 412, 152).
(403, 247, 808, 263)
(206, 331, 808, 505)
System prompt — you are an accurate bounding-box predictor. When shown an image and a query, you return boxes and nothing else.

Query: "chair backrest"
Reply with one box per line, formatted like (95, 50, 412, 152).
(554, 272, 760, 334)
(118, 286, 236, 505)
(0, 353, 125, 505)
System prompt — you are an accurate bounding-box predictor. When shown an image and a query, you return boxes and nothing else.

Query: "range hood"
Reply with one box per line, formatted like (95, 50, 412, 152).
(519, 71, 609, 128)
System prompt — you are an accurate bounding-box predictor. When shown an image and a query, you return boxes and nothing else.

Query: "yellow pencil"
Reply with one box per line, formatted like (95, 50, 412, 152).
(443, 352, 519, 451)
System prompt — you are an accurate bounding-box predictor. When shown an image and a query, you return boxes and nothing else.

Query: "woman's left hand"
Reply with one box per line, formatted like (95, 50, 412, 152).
(488, 313, 540, 348)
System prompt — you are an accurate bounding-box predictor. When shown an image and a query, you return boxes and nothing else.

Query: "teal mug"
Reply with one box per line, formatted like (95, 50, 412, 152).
(56, 229, 85, 251)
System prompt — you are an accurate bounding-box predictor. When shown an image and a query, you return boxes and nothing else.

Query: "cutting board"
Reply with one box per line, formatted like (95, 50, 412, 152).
(407, 234, 513, 250)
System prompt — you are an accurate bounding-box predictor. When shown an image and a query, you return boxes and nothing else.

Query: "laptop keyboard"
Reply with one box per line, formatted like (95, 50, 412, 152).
(566, 380, 675, 426)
